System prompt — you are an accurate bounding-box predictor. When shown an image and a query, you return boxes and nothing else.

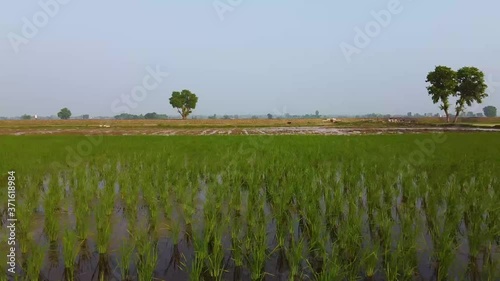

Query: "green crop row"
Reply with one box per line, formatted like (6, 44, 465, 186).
(0, 134, 498, 280)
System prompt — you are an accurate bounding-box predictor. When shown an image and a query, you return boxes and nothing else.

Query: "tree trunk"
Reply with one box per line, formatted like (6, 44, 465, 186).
(453, 112, 460, 123)
(181, 106, 188, 119)
(444, 110, 450, 123)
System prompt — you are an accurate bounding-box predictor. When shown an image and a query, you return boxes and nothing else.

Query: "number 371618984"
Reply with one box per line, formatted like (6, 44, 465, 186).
(8, 171, 16, 207)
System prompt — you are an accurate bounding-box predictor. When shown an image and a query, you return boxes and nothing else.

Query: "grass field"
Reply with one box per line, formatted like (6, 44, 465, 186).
(0, 133, 499, 280)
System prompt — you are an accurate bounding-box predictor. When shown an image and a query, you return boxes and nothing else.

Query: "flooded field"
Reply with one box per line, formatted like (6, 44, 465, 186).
(0, 134, 499, 280)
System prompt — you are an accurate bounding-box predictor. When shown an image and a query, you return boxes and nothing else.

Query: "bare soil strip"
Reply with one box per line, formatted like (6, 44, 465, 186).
(1, 127, 499, 136)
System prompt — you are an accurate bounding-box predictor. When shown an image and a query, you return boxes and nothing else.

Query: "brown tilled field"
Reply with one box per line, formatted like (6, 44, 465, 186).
(1, 117, 499, 128)
(0, 118, 358, 128)
(0, 118, 499, 135)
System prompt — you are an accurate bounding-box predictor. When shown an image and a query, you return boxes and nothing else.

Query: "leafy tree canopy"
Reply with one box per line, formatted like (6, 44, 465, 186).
(169, 90, 198, 119)
(454, 67, 488, 122)
(483, 106, 497, 117)
(57, 108, 72, 120)
(426, 65, 457, 122)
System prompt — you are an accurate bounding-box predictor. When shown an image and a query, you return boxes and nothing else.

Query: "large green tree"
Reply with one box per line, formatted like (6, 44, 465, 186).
(483, 106, 497, 117)
(453, 67, 488, 123)
(57, 108, 72, 120)
(169, 90, 198, 119)
(426, 66, 457, 123)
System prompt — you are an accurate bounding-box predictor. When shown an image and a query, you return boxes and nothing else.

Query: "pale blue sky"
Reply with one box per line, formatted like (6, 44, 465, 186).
(1, 0, 499, 117)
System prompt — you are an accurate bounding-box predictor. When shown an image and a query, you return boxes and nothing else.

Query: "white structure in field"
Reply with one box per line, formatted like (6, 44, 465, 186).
(34, 114, 38, 120)
(322, 118, 338, 123)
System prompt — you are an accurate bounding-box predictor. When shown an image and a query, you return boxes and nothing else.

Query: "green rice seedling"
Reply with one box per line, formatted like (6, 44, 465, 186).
(433, 232, 459, 281)
(246, 212, 268, 281)
(47, 238, 60, 270)
(132, 226, 149, 264)
(95, 190, 115, 254)
(121, 178, 139, 236)
(285, 237, 306, 280)
(19, 231, 30, 256)
(182, 187, 197, 228)
(325, 183, 344, 242)
(142, 179, 161, 236)
(190, 232, 208, 281)
(96, 254, 112, 281)
(366, 188, 382, 244)
(336, 198, 364, 279)
(205, 227, 225, 281)
(422, 176, 462, 281)
(25, 241, 46, 281)
(149, 204, 162, 237)
(75, 207, 90, 241)
(461, 177, 495, 278)
(229, 177, 243, 215)
(137, 240, 158, 281)
(73, 170, 92, 241)
(383, 251, 400, 281)
(395, 208, 418, 279)
(308, 250, 345, 281)
(17, 202, 33, 255)
(231, 237, 245, 269)
(95, 175, 116, 253)
(96, 213, 112, 254)
(305, 200, 328, 267)
(230, 216, 246, 268)
(170, 217, 182, 247)
(201, 190, 225, 278)
(481, 179, 500, 280)
(118, 240, 135, 281)
(274, 214, 289, 250)
(17, 179, 38, 250)
(74, 180, 90, 237)
(159, 179, 172, 221)
(44, 205, 59, 242)
(395, 240, 417, 280)
(362, 243, 380, 279)
(42, 174, 63, 242)
(62, 229, 79, 281)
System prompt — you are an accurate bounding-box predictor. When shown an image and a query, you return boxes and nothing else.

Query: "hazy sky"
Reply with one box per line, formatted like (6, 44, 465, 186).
(1, 0, 499, 117)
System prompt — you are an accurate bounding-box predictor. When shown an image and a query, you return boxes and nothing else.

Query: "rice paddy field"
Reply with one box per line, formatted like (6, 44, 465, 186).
(0, 133, 499, 280)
